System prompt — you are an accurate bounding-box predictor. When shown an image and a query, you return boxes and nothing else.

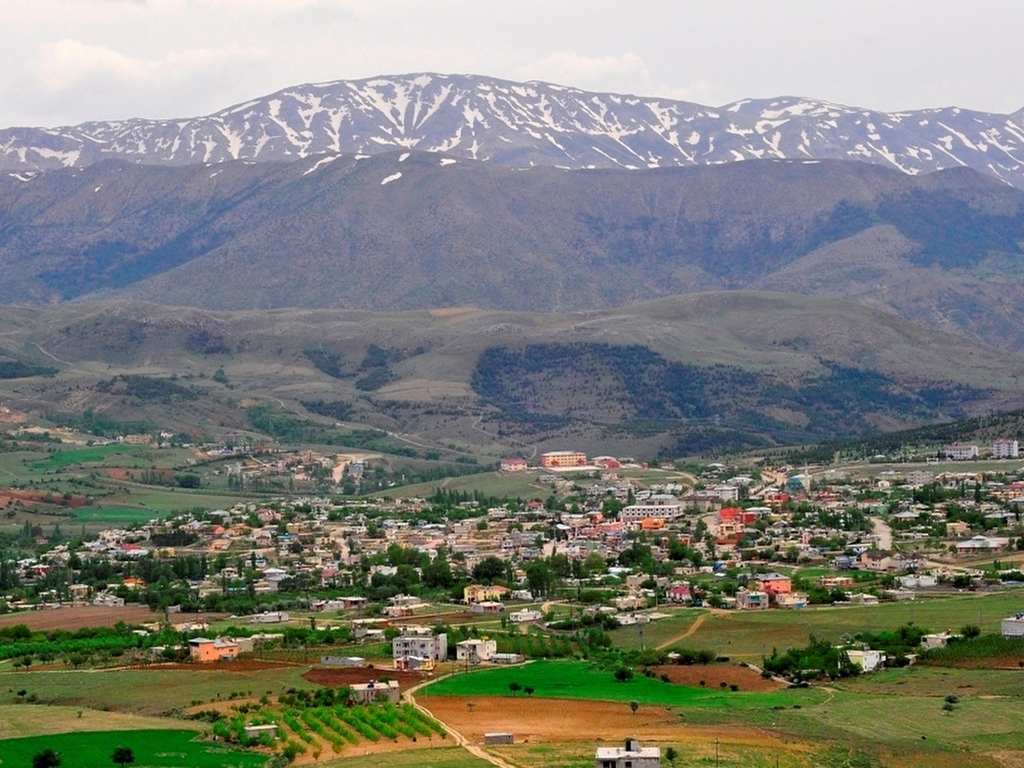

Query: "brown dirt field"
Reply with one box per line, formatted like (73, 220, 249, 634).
(926, 658, 1024, 670)
(649, 663, 784, 692)
(140, 659, 300, 672)
(419, 695, 801, 750)
(0, 604, 157, 631)
(304, 666, 429, 688)
(0, 488, 90, 508)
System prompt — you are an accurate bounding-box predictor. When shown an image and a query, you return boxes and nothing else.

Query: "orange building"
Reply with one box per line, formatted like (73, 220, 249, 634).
(540, 451, 587, 469)
(189, 637, 239, 662)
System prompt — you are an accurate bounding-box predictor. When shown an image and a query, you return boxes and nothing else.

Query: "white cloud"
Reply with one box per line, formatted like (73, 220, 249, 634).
(516, 51, 652, 96)
(36, 39, 269, 91)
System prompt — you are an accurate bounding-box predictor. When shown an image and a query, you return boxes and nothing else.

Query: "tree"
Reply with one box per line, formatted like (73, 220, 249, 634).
(508, 681, 522, 696)
(665, 746, 679, 766)
(523, 685, 535, 696)
(472, 556, 506, 583)
(111, 747, 135, 767)
(33, 749, 61, 768)
(614, 666, 634, 682)
(629, 700, 639, 715)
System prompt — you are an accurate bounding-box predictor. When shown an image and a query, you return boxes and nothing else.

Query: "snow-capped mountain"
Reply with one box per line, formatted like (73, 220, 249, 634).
(2, 73, 1024, 188)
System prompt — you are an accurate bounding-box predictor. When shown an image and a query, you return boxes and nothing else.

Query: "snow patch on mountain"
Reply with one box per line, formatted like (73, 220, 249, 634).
(1, 73, 1024, 189)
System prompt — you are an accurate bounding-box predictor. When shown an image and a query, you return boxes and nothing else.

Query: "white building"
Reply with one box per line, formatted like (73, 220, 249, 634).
(845, 648, 886, 673)
(1001, 614, 1024, 638)
(620, 495, 684, 524)
(455, 638, 497, 664)
(994, 439, 1020, 459)
(596, 738, 661, 768)
(944, 444, 978, 461)
(392, 626, 448, 669)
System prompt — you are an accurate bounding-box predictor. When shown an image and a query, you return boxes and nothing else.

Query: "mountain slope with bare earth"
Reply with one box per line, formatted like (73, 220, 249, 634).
(2, 154, 1024, 351)
(0, 294, 1021, 457)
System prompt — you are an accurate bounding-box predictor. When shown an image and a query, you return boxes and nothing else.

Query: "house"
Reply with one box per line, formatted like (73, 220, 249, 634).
(464, 584, 509, 604)
(736, 588, 769, 610)
(189, 636, 239, 662)
(845, 648, 886, 673)
(921, 632, 958, 649)
(456, 638, 497, 664)
(859, 551, 898, 573)
(666, 583, 692, 604)
(956, 535, 1003, 553)
(350, 679, 400, 704)
(595, 737, 661, 768)
(773, 592, 808, 609)
(897, 574, 937, 590)
(509, 608, 543, 623)
(849, 593, 879, 606)
(756, 573, 793, 595)
(392, 626, 447, 670)
(470, 600, 505, 614)
(500, 457, 528, 472)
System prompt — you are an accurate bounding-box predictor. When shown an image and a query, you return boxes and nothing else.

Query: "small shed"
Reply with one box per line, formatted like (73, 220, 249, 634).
(485, 733, 514, 745)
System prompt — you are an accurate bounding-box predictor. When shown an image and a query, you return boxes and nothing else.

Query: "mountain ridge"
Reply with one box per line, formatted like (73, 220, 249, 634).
(3, 72, 1024, 189)
(3, 153, 1024, 351)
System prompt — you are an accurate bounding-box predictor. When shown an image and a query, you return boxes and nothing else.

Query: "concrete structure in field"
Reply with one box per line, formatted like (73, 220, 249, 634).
(392, 625, 447, 670)
(595, 737, 661, 768)
(188, 636, 239, 662)
(250, 610, 289, 624)
(244, 723, 278, 741)
(540, 450, 588, 469)
(1001, 613, 1024, 638)
(485, 732, 515, 745)
(456, 638, 497, 664)
(845, 648, 886, 672)
(350, 679, 400, 704)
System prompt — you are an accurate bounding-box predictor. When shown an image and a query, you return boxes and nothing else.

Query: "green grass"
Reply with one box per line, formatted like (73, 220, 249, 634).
(684, 591, 1024, 659)
(72, 506, 162, 524)
(607, 607, 705, 650)
(0, 729, 266, 768)
(836, 664, 1024, 698)
(381, 471, 545, 500)
(30, 445, 151, 470)
(421, 660, 820, 709)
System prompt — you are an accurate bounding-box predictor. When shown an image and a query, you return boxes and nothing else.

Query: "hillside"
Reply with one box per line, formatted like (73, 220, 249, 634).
(3, 155, 1024, 351)
(0, 294, 1021, 458)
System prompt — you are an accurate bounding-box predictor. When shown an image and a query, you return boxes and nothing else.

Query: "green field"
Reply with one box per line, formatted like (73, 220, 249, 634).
(421, 660, 820, 709)
(0, 730, 266, 768)
(0, 666, 318, 715)
(659, 592, 1024, 660)
(30, 444, 154, 470)
(72, 506, 163, 524)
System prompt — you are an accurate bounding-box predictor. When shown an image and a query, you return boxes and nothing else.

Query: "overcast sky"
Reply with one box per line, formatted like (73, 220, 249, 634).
(3, 0, 1023, 128)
